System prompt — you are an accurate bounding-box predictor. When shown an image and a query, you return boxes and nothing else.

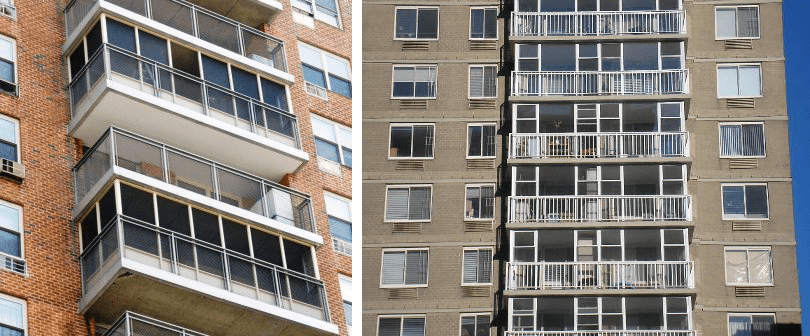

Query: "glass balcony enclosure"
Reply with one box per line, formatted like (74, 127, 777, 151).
(511, 102, 687, 158)
(507, 228, 693, 290)
(101, 312, 208, 336)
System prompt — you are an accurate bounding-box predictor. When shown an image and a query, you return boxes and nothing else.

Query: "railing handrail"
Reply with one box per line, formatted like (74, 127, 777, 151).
(505, 331, 696, 335)
(507, 260, 693, 266)
(78, 214, 124, 260)
(104, 311, 210, 336)
(513, 69, 688, 75)
(510, 131, 688, 136)
(72, 127, 112, 172)
(509, 195, 690, 199)
(513, 9, 685, 15)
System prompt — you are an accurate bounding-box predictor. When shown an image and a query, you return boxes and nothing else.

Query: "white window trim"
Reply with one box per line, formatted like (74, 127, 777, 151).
(727, 313, 776, 336)
(0, 114, 19, 162)
(0, 293, 26, 336)
(715, 5, 761, 40)
(0, 199, 22, 262)
(387, 123, 436, 160)
(291, 0, 342, 27)
(468, 64, 498, 99)
(325, 191, 352, 255)
(512, 102, 685, 134)
(377, 314, 427, 336)
(393, 6, 440, 41)
(511, 165, 688, 197)
(339, 274, 352, 334)
(380, 248, 430, 288)
(466, 123, 497, 159)
(718, 122, 766, 158)
(721, 183, 769, 220)
(298, 42, 352, 96)
(469, 6, 498, 40)
(0, 34, 16, 95)
(311, 114, 352, 166)
(459, 313, 491, 336)
(723, 246, 774, 286)
(390, 64, 438, 99)
(461, 246, 494, 285)
(716, 63, 763, 98)
(515, 42, 685, 72)
(464, 183, 496, 221)
(383, 184, 433, 222)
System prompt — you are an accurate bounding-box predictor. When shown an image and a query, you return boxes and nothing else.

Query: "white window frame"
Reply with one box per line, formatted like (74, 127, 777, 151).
(291, 0, 341, 27)
(0, 34, 16, 95)
(715, 5, 760, 40)
(393, 6, 440, 40)
(462, 247, 493, 285)
(468, 64, 498, 99)
(721, 183, 769, 220)
(515, 42, 685, 72)
(298, 42, 352, 98)
(0, 114, 19, 162)
(716, 63, 763, 98)
(727, 313, 776, 336)
(459, 313, 491, 336)
(377, 314, 427, 336)
(512, 102, 685, 134)
(724, 246, 774, 286)
(469, 6, 498, 40)
(325, 192, 352, 256)
(388, 123, 435, 160)
(311, 115, 352, 167)
(383, 184, 433, 222)
(0, 199, 23, 266)
(464, 184, 495, 221)
(718, 122, 766, 158)
(339, 275, 352, 335)
(0, 293, 25, 336)
(511, 165, 688, 197)
(380, 248, 429, 288)
(391, 64, 438, 99)
(466, 123, 497, 159)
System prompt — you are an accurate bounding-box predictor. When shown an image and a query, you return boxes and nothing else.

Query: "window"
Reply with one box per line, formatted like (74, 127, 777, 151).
(462, 247, 492, 284)
(384, 185, 432, 221)
(725, 247, 773, 285)
(395, 7, 438, 39)
(291, 0, 340, 26)
(469, 65, 497, 98)
(389, 124, 434, 159)
(378, 315, 426, 336)
(717, 64, 762, 97)
(0, 0, 15, 19)
(470, 7, 497, 39)
(719, 123, 765, 157)
(460, 314, 490, 336)
(716, 6, 760, 39)
(325, 193, 352, 255)
(728, 314, 775, 336)
(392, 65, 437, 98)
(722, 184, 768, 219)
(381, 249, 428, 286)
(312, 116, 352, 167)
(0, 36, 15, 94)
(340, 276, 352, 334)
(299, 43, 352, 98)
(465, 185, 495, 220)
(467, 124, 496, 158)
(0, 115, 18, 162)
(0, 294, 25, 336)
(515, 42, 684, 72)
(0, 201, 22, 271)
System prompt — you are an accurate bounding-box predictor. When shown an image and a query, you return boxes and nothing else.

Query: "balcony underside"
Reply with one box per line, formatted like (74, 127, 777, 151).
(507, 220, 694, 229)
(503, 288, 696, 296)
(509, 157, 691, 165)
(186, 0, 282, 27)
(509, 94, 690, 102)
(70, 78, 308, 181)
(510, 33, 688, 43)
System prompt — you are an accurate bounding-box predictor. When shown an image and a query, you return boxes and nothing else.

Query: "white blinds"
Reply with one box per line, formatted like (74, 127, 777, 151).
(382, 250, 428, 285)
(0, 297, 22, 330)
(385, 187, 431, 221)
(463, 249, 492, 284)
(720, 124, 764, 157)
(381, 251, 406, 285)
(402, 318, 426, 336)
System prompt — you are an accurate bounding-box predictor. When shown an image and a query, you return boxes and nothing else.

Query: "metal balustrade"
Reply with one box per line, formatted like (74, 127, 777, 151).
(104, 311, 208, 336)
(74, 127, 316, 233)
(506, 261, 694, 291)
(511, 70, 689, 96)
(64, 0, 287, 72)
(69, 44, 299, 149)
(512, 11, 686, 37)
(508, 195, 691, 223)
(509, 132, 689, 159)
(506, 331, 695, 336)
(82, 215, 330, 321)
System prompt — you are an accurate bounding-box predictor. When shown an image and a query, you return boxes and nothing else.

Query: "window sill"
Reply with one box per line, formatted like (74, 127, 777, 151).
(387, 157, 434, 160)
(727, 283, 774, 287)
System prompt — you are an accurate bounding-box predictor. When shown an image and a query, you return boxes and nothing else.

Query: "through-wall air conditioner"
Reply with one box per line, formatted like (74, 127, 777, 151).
(0, 158, 24, 181)
(267, 189, 295, 226)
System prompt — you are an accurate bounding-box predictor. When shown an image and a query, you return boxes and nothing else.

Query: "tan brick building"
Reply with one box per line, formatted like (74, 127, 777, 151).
(0, 0, 352, 334)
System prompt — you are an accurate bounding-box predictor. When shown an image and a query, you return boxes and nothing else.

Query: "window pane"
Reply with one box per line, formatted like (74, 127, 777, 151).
(315, 138, 341, 162)
(299, 44, 323, 68)
(461, 316, 476, 336)
(412, 126, 434, 158)
(720, 125, 742, 156)
(623, 43, 658, 70)
(0, 230, 19, 257)
(0, 202, 19, 233)
(748, 249, 772, 284)
(379, 318, 402, 336)
(716, 9, 736, 38)
(417, 9, 438, 39)
(106, 19, 136, 52)
(329, 75, 352, 98)
(484, 9, 497, 38)
(138, 30, 169, 65)
(385, 188, 410, 220)
(752, 315, 775, 336)
(396, 9, 417, 38)
(738, 7, 759, 38)
(250, 229, 282, 266)
(408, 187, 431, 220)
(0, 298, 22, 329)
(390, 127, 413, 157)
(261, 78, 289, 111)
(382, 252, 406, 284)
(723, 186, 745, 216)
(742, 124, 765, 156)
(541, 44, 576, 71)
(729, 316, 752, 336)
(718, 67, 739, 96)
(201, 55, 230, 88)
(725, 250, 748, 283)
(0, 39, 12, 61)
(231, 67, 259, 100)
(222, 219, 250, 255)
(192, 208, 220, 245)
(470, 9, 484, 38)
(156, 196, 190, 236)
(468, 126, 482, 156)
(403, 317, 426, 336)
(302, 64, 327, 88)
(405, 251, 428, 284)
(325, 195, 351, 221)
(745, 185, 768, 218)
(329, 216, 352, 242)
(739, 66, 761, 96)
(120, 184, 155, 224)
(284, 239, 314, 275)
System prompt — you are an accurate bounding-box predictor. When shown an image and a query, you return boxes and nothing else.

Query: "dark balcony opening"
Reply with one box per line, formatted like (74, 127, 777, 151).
(81, 207, 99, 250)
(193, 208, 221, 245)
(170, 43, 200, 77)
(120, 183, 155, 224)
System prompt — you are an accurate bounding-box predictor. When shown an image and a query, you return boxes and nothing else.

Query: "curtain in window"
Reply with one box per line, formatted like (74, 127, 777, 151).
(716, 9, 737, 38)
(405, 250, 428, 284)
(461, 316, 477, 336)
(464, 249, 493, 283)
(752, 316, 776, 336)
(737, 7, 759, 38)
(470, 67, 484, 97)
(381, 252, 406, 285)
(721, 124, 764, 157)
(408, 187, 432, 220)
(725, 250, 748, 283)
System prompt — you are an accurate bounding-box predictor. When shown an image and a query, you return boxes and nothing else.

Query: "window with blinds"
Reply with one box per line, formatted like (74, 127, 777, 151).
(469, 65, 497, 98)
(385, 186, 432, 221)
(0, 294, 24, 336)
(721, 184, 769, 219)
(463, 248, 492, 284)
(715, 6, 760, 39)
(378, 315, 427, 336)
(717, 64, 762, 97)
(392, 65, 438, 98)
(381, 249, 429, 286)
(719, 123, 765, 157)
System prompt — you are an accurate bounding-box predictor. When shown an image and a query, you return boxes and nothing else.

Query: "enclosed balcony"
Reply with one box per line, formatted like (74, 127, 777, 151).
(99, 311, 208, 336)
(512, 10, 686, 38)
(508, 296, 694, 335)
(509, 165, 690, 223)
(506, 229, 693, 292)
(510, 102, 688, 160)
(74, 128, 320, 243)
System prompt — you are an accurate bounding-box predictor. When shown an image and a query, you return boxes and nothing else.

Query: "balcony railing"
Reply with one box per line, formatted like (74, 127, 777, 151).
(512, 11, 686, 37)
(104, 311, 207, 336)
(69, 44, 299, 149)
(64, 0, 287, 72)
(509, 132, 689, 159)
(508, 195, 691, 223)
(506, 331, 695, 336)
(506, 261, 694, 291)
(82, 215, 330, 321)
(511, 70, 689, 96)
(74, 127, 316, 233)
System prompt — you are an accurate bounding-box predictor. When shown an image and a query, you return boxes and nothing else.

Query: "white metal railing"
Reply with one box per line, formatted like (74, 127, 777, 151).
(511, 70, 688, 96)
(104, 311, 208, 336)
(509, 195, 691, 223)
(64, 0, 287, 72)
(506, 261, 694, 290)
(506, 331, 695, 336)
(512, 10, 686, 37)
(509, 132, 689, 159)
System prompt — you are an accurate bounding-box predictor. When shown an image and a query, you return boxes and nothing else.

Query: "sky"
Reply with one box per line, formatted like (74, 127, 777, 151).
(783, 1, 810, 333)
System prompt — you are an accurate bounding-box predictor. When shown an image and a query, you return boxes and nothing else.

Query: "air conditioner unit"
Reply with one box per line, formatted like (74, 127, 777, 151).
(304, 81, 328, 100)
(267, 189, 295, 226)
(0, 158, 24, 180)
(249, 54, 274, 68)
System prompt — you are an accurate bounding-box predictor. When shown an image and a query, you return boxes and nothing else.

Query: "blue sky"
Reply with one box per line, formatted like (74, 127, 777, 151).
(784, 1, 809, 333)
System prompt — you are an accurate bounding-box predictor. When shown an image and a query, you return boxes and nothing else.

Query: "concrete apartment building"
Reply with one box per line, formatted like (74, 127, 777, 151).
(363, 0, 801, 335)
(0, 0, 353, 334)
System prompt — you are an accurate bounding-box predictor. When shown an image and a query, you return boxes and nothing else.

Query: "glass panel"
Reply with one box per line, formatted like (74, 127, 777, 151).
(739, 66, 761, 96)
(251, 229, 283, 266)
(192, 208, 220, 245)
(166, 151, 214, 199)
(216, 168, 264, 216)
(115, 133, 164, 181)
(201, 55, 231, 88)
(390, 126, 413, 157)
(222, 218, 250, 255)
(119, 184, 155, 224)
(80, 208, 98, 250)
(284, 239, 314, 275)
(156, 196, 190, 235)
(623, 43, 658, 70)
(718, 67, 740, 96)
(745, 185, 768, 218)
(417, 9, 439, 39)
(138, 30, 169, 65)
(395, 9, 417, 38)
(106, 19, 136, 52)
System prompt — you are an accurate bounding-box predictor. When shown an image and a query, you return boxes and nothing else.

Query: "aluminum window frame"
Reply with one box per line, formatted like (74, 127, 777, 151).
(716, 63, 763, 98)
(388, 123, 436, 160)
(469, 6, 498, 40)
(377, 314, 427, 336)
(723, 246, 774, 286)
(391, 64, 438, 99)
(468, 64, 498, 99)
(718, 122, 766, 158)
(311, 114, 353, 167)
(464, 183, 496, 221)
(727, 313, 776, 336)
(383, 184, 433, 222)
(514, 42, 685, 72)
(0, 199, 23, 264)
(393, 6, 440, 40)
(0, 113, 19, 162)
(715, 5, 761, 40)
(461, 246, 494, 285)
(510, 165, 688, 197)
(459, 313, 491, 336)
(721, 183, 769, 220)
(466, 122, 497, 159)
(379, 247, 430, 288)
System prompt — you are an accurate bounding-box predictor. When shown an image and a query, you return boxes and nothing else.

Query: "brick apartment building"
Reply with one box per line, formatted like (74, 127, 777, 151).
(362, 0, 802, 335)
(0, 0, 352, 334)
